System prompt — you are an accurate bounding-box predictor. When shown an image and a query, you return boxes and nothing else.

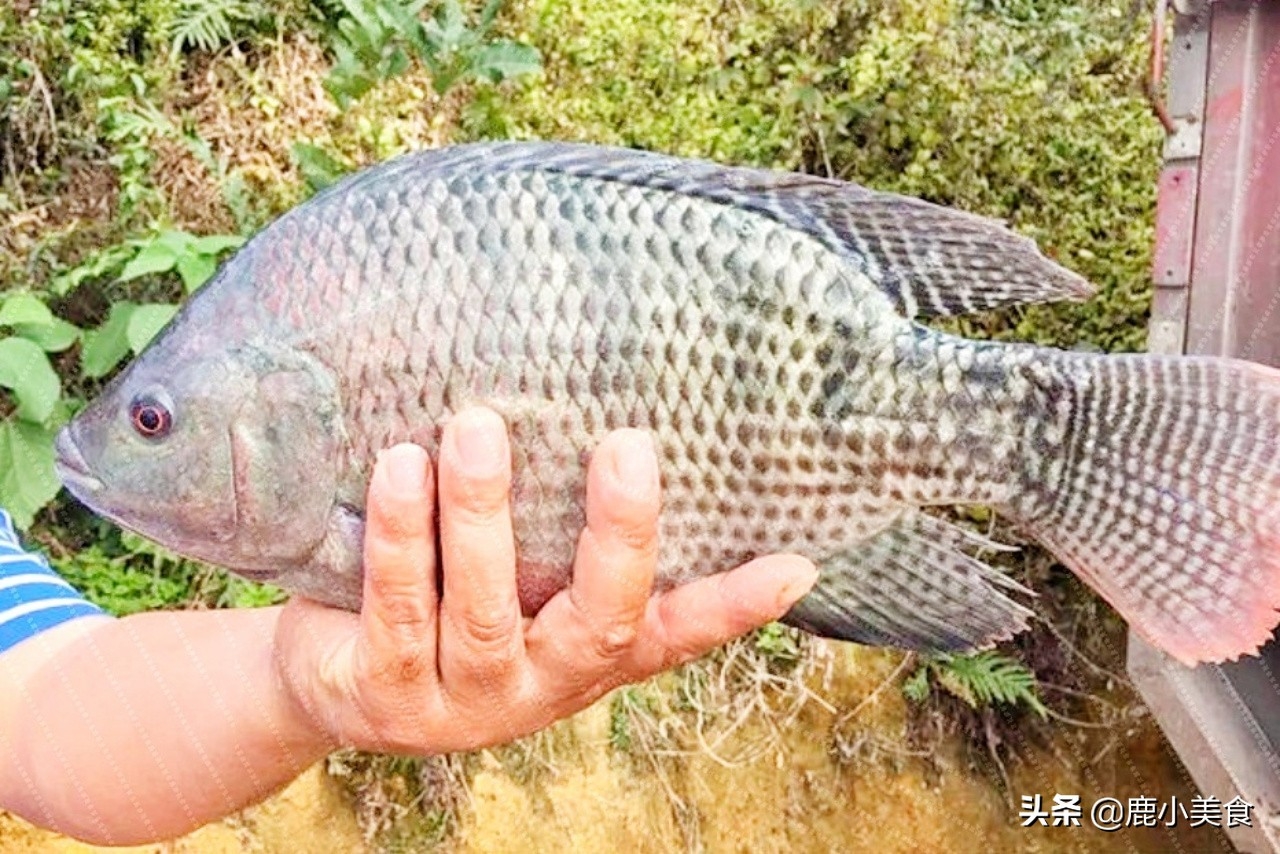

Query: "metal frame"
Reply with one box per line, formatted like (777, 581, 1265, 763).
(1132, 3, 1280, 852)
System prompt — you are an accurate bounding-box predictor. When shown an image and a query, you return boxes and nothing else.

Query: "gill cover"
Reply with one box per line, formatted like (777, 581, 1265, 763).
(228, 359, 344, 561)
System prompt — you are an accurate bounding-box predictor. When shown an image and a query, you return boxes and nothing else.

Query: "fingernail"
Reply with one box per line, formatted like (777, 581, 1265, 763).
(775, 558, 819, 609)
(612, 430, 657, 492)
(383, 444, 428, 495)
(451, 408, 507, 477)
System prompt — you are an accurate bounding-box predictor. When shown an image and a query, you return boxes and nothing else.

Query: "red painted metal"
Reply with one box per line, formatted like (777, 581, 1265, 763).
(1153, 164, 1200, 287)
(1134, 4, 1280, 853)
(1182, 1, 1280, 365)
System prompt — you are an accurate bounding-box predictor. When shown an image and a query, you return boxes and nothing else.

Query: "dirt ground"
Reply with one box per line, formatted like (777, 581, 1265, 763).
(0, 644, 1232, 854)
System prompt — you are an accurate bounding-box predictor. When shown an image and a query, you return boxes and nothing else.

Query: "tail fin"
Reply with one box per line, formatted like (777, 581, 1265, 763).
(1011, 354, 1280, 666)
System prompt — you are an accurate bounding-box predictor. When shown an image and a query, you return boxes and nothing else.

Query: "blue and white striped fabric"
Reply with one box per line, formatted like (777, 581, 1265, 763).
(0, 508, 106, 655)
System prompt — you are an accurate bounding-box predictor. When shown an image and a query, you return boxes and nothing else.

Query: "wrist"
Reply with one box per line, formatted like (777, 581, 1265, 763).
(269, 602, 356, 753)
(271, 640, 345, 752)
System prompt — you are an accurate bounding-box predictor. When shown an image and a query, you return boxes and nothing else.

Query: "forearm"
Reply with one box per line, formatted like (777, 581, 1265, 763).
(2, 607, 333, 845)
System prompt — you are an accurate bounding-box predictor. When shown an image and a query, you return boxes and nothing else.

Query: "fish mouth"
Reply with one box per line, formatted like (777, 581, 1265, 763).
(53, 427, 104, 494)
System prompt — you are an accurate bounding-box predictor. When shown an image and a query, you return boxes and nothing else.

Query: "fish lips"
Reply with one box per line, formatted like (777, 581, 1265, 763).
(54, 425, 104, 496)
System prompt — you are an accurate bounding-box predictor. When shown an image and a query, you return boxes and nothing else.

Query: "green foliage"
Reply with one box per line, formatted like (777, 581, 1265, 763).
(901, 663, 931, 703)
(48, 525, 285, 615)
(117, 229, 246, 293)
(0, 419, 63, 530)
(318, 0, 541, 107)
(0, 337, 61, 423)
(0, 225, 240, 524)
(608, 686, 658, 752)
(168, 0, 263, 55)
(99, 96, 178, 222)
(51, 537, 205, 616)
(291, 141, 356, 193)
(182, 131, 262, 232)
(903, 651, 1048, 717)
(419, 0, 542, 93)
(0, 292, 81, 526)
(80, 300, 179, 378)
(753, 621, 804, 669)
(499, 0, 1160, 351)
(69, 227, 241, 380)
(320, 0, 429, 106)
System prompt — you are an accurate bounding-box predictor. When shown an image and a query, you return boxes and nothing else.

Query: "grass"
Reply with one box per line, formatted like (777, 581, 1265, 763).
(325, 751, 471, 849)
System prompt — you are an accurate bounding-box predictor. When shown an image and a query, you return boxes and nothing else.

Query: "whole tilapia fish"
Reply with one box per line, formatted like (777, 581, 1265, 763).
(55, 142, 1280, 666)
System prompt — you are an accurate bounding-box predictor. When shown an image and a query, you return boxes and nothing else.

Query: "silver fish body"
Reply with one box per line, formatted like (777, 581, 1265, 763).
(57, 142, 1280, 666)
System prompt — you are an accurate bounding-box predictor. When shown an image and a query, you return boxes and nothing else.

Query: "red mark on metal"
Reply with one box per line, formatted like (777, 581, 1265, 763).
(1154, 163, 1201, 287)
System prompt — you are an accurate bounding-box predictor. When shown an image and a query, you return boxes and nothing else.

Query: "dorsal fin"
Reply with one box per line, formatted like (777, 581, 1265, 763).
(378, 141, 1096, 319)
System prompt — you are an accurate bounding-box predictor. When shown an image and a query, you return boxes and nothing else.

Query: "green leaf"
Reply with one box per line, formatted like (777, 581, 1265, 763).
(478, 0, 504, 33)
(81, 301, 137, 379)
(117, 238, 181, 283)
(0, 418, 60, 529)
(189, 233, 245, 256)
(931, 652, 1047, 717)
(468, 41, 541, 83)
(427, 0, 468, 51)
(291, 142, 353, 193)
(126, 303, 179, 354)
(0, 337, 61, 423)
(221, 577, 288, 608)
(12, 318, 81, 353)
(50, 242, 136, 296)
(176, 253, 217, 293)
(0, 293, 55, 328)
(901, 666, 931, 703)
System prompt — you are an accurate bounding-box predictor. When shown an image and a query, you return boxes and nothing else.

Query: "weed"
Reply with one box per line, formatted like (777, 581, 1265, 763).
(752, 621, 804, 670)
(0, 292, 78, 525)
(291, 140, 354, 193)
(168, 0, 263, 56)
(609, 686, 657, 753)
(326, 750, 470, 848)
(317, 0, 540, 107)
(903, 651, 1048, 717)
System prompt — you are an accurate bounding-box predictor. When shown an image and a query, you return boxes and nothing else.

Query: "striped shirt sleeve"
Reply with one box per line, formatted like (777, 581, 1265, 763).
(0, 508, 107, 655)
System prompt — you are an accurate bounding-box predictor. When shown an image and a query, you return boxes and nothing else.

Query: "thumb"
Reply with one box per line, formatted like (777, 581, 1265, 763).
(642, 555, 818, 668)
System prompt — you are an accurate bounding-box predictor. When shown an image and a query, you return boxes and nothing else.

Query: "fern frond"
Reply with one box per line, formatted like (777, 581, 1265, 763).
(901, 665, 931, 703)
(929, 652, 1047, 717)
(169, 0, 257, 55)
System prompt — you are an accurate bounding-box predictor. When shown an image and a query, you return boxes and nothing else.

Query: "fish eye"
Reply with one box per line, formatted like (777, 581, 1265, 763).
(129, 396, 173, 439)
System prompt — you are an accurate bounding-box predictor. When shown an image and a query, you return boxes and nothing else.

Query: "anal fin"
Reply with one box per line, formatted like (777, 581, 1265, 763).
(781, 512, 1034, 652)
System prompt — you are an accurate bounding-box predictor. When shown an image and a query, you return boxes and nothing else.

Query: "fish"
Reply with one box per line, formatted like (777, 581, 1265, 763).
(54, 141, 1280, 667)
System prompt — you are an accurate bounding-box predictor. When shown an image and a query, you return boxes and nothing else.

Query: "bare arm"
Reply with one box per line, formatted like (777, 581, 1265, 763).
(0, 409, 816, 845)
(0, 607, 326, 844)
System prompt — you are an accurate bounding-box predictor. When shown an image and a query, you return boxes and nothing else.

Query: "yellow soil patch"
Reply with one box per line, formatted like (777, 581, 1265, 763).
(0, 647, 1230, 854)
(0, 765, 365, 853)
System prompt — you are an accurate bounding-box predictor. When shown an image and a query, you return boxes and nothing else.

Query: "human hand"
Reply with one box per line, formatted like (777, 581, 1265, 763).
(273, 407, 818, 755)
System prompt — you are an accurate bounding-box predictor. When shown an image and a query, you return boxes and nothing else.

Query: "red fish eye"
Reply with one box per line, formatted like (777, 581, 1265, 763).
(130, 398, 172, 439)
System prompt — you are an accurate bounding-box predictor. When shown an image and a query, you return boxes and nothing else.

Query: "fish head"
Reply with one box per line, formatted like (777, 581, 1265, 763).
(56, 329, 352, 582)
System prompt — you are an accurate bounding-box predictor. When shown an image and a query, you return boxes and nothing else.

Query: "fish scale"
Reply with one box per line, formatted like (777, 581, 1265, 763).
(56, 141, 1280, 667)
(280, 164, 1029, 600)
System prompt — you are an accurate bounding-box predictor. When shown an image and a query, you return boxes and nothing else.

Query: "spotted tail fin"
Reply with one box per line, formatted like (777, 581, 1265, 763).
(1012, 355, 1280, 666)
